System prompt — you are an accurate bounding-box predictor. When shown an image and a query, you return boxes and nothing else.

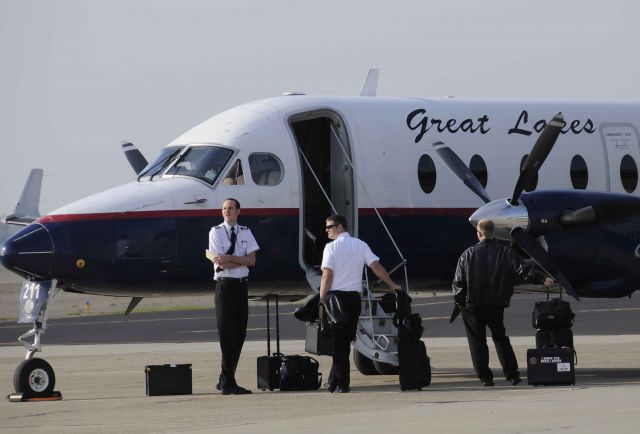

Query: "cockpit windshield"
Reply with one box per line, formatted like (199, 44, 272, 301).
(138, 146, 184, 181)
(164, 146, 234, 184)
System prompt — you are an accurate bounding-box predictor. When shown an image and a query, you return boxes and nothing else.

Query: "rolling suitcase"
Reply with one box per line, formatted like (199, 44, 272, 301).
(527, 347, 576, 386)
(398, 338, 431, 391)
(257, 295, 285, 391)
(395, 291, 431, 391)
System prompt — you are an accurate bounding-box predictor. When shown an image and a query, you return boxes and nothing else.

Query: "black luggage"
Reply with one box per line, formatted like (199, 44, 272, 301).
(257, 295, 285, 391)
(398, 339, 431, 391)
(395, 291, 431, 391)
(278, 355, 322, 391)
(257, 295, 322, 391)
(532, 298, 574, 329)
(535, 328, 574, 349)
(145, 364, 192, 396)
(304, 320, 334, 356)
(527, 347, 576, 386)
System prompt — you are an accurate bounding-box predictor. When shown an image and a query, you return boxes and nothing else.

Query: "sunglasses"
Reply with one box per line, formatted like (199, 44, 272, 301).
(325, 224, 338, 230)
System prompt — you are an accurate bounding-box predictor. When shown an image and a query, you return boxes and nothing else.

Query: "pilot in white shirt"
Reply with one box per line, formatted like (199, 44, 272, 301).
(320, 214, 400, 393)
(207, 198, 259, 395)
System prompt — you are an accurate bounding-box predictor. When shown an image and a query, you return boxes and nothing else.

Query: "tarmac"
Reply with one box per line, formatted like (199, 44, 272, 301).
(2, 269, 640, 433)
(1, 336, 640, 433)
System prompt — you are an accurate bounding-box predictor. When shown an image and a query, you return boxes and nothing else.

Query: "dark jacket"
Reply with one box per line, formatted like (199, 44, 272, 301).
(452, 238, 546, 307)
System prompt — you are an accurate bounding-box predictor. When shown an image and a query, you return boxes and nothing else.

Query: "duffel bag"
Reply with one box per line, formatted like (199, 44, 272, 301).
(532, 298, 575, 329)
(279, 355, 322, 391)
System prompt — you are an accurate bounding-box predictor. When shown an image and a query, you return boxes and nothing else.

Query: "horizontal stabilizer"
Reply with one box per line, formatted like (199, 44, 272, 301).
(122, 142, 149, 175)
(3, 168, 43, 226)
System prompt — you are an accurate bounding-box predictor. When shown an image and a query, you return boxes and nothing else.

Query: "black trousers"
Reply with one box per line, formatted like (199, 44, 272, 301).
(327, 291, 361, 389)
(461, 304, 519, 382)
(214, 279, 248, 389)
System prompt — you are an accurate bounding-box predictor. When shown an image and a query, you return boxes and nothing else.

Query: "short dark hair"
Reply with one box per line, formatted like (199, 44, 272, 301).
(477, 219, 494, 238)
(327, 214, 348, 231)
(224, 198, 241, 209)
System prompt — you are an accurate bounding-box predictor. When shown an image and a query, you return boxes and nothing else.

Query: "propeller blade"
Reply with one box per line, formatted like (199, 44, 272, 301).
(122, 141, 149, 175)
(510, 227, 580, 300)
(432, 141, 490, 203)
(511, 112, 564, 205)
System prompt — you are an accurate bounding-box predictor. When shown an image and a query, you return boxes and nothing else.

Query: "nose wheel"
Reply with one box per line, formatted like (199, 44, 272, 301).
(14, 358, 56, 398)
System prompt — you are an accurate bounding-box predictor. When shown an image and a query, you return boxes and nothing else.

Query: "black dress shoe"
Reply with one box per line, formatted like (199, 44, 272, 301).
(215, 382, 222, 391)
(222, 385, 252, 395)
(336, 386, 350, 393)
(482, 380, 494, 387)
(510, 376, 522, 386)
(324, 382, 337, 393)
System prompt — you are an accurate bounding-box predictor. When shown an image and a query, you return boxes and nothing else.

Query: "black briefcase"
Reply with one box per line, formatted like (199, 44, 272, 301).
(304, 321, 334, 355)
(527, 348, 576, 386)
(145, 364, 192, 396)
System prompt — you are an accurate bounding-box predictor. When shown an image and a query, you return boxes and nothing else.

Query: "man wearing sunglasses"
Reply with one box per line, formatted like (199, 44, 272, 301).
(320, 214, 401, 393)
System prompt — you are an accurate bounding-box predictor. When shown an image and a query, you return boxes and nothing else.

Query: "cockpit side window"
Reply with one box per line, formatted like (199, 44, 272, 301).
(165, 146, 234, 184)
(138, 146, 184, 181)
(223, 159, 246, 185)
(249, 153, 284, 186)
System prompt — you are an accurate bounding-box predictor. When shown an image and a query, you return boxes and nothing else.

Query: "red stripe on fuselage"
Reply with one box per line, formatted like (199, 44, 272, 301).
(35, 207, 475, 223)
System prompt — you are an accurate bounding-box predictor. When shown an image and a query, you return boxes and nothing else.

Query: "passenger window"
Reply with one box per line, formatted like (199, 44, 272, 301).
(570, 155, 588, 190)
(223, 159, 246, 185)
(418, 154, 436, 194)
(249, 153, 284, 186)
(470, 155, 488, 188)
(520, 155, 538, 191)
(620, 154, 638, 193)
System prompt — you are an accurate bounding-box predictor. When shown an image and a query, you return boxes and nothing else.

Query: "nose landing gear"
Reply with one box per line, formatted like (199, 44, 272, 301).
(8, 280, 62, 402)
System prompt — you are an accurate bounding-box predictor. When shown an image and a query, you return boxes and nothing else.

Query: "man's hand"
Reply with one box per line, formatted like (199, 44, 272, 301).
(543, 277, 557, 287)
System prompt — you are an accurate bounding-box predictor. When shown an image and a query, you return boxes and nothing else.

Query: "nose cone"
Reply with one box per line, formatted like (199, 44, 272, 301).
(0, 223, 53, 279)
(469, 199, 529, 240)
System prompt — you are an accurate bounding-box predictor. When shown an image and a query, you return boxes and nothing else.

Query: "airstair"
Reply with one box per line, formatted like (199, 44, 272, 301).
(299, 125, 409, 372)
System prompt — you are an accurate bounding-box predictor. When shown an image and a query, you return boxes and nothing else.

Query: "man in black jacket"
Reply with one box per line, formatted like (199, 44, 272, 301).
(452, 219, 553, 386)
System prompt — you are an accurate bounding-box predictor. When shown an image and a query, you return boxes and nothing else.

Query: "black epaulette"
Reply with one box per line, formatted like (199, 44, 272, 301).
(239, 225, 248, 230)
(214, 224, 225, 230)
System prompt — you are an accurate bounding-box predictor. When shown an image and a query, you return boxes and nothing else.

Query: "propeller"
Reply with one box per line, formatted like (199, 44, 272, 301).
(510, 113, 564, 205)
(510, 228, 579, 300)
(432, 141, 490, 203)
(433, 112, 582, 300)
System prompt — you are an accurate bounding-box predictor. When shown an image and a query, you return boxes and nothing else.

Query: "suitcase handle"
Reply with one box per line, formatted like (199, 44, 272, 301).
(265, 294, 281, 356)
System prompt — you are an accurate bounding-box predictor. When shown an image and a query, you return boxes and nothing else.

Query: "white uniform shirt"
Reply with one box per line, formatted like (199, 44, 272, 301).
(321, 232, 379, 293)
(208, 222, 259, 280)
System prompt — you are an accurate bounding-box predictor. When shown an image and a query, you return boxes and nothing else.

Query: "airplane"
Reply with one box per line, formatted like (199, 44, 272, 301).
(3, 70, 640, 397)
(0, 168, 43, 247)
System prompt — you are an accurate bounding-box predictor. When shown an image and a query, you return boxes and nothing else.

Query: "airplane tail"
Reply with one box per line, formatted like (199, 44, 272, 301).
(3, 168, 43, 225)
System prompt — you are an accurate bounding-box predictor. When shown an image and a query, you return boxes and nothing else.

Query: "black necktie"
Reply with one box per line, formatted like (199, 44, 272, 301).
(216, 227, 236, 273)
(227, 227, 236, 255)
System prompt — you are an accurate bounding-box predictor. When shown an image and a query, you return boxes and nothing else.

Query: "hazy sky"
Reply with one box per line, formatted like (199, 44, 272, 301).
(1, 0, 639, 213)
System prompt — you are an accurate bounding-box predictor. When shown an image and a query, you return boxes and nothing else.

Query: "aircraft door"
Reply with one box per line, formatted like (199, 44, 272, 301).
(600, 124, 640, 193)
(290, 112, 355, 273)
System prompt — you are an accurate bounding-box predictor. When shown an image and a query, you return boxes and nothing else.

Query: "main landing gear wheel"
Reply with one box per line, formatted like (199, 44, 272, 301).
(352, 348, 379, 375)
(14, 358, 55, 398)
(373, 360, 400, 375)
